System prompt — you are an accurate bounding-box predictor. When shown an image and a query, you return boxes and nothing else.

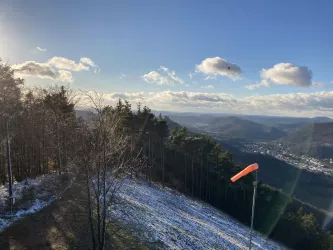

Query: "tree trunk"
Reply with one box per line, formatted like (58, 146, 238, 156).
(205, 159, 209, 201)
(161, 139, 165, 185)
(101, 147, 107, 250)
(6, 120, 13, 215)
(224, 183, 228, 205)
(184, 153, 187, 193)
(191, 157, 194, 197)
(86, 169, 96, 249)
(200, 154, 203, 198)
(56, 118, 61, 174)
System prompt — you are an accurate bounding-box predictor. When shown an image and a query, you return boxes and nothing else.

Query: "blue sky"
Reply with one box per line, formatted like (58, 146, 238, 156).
(1, 0, 333, 116)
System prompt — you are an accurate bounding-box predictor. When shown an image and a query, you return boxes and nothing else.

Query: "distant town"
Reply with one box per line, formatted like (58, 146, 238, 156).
(238, 142, 333, 176)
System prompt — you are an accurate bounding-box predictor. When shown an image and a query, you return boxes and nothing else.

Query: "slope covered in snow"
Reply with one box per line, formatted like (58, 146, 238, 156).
(110, 179, 286, 250)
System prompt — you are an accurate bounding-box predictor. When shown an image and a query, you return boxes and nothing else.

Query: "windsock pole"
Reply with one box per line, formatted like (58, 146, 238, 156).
(249, 170, 258, 250)
(230, 163, 259, 250)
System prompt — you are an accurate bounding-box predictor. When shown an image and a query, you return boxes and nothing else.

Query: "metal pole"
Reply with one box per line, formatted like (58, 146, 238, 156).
(6, 119, 13, 218)
(249, 170, 258, 250)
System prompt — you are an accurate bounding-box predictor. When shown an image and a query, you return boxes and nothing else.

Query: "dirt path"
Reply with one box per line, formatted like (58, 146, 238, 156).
(0, 175, 150, 250)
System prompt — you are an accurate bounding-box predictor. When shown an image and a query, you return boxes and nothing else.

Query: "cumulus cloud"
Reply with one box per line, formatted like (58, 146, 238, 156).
(12, 61, 58, 80)
(245, 80, 270, 90)
(11, 56, 97, 82)
(79, 90, 333, 117)
(12, 61, 73, 82)
(80, 57, 98, 67)
(142, 71, 166, 85)
(47, 57, 89, 71)
(196, 57, 242, 80)
(142, 66, 184, 85)
(160, 66, 168, 72)
(36, 46, 47, 52)
(259, 63, 312, 88)
(58, 70, 74, 82)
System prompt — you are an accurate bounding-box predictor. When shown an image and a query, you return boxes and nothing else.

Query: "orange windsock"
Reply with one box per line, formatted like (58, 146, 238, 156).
(230, 163, 259, 183)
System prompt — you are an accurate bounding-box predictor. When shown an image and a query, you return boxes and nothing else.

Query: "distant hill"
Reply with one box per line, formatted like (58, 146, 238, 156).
(206, 116, 286, 141)
(165, 113, 218, 127)
(160, 111, 333, 133)
(241, 115, 333, 133)
(280, 122, 333, 158)
(75, 110, 94, 121)
(164, 116, 182, 131)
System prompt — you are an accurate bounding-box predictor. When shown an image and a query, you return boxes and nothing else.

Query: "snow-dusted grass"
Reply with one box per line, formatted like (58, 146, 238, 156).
(0, 172, 75, 232)
(109, 179, 286, 250)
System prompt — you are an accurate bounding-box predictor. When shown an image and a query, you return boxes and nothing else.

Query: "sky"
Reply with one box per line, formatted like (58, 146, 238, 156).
(1, 0, 333, 117)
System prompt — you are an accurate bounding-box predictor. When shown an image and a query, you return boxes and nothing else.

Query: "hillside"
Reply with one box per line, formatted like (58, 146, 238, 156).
(165, 113, 218, 127)
(164, 116, 182, 131)
(111, 178, 285, 249)
(280, 122, 333, 158)
(206, 117, 286, 141)
(162, 112, 333, 133)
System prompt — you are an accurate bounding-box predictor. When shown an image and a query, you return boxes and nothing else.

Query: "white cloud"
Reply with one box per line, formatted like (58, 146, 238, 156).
(120, 74, 126, 79)
(82, 92, 145, 107)
(201, 85, 214, 89)
(196, 57, 242, 80)
(159, 66, 168, 72)
(47, 57, 89, 71)
(188, 72, 196, 79)
(80, 57, 98, 68)
(204, 75, 217, 81)
(12, 61, 58, 80)
(11, 56, 97, 82)
(259, 63, 312, 88)
(104, 92, 145, 101)
(142, 71, 167, 85)
(142, 66, 184, 85)
(58, 70, 73, 82)
(79, 90, 333, 117)
(245, 80, 270, 90)
(147, 91, 237, 109)
(242, 91, 333, 116)
(312, 81, 325, 87)
(36, 46, 47, 52)
(11, 61, 73, 82)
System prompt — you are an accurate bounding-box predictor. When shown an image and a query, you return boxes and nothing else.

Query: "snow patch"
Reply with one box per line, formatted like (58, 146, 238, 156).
(109, 179, 286, 250)
(0, 172, 75, 233)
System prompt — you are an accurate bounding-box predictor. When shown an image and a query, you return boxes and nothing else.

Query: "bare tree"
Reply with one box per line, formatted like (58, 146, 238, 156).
(79, 92, 147, 250)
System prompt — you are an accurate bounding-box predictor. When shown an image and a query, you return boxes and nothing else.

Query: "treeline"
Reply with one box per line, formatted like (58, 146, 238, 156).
(0, 62, 79, 184)
(1, 59, 332, 249)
